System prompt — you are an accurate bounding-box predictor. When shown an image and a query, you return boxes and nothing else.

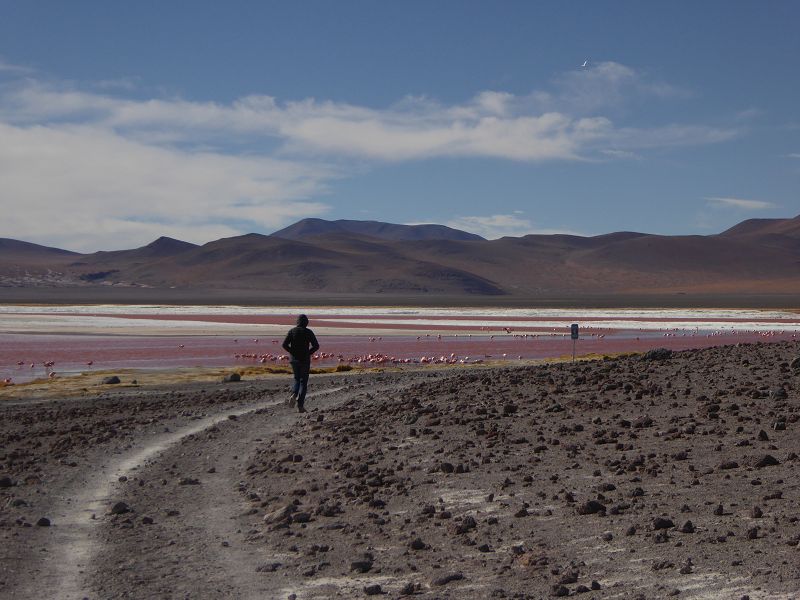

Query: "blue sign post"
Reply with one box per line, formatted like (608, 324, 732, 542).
(570, 323, 579, 362)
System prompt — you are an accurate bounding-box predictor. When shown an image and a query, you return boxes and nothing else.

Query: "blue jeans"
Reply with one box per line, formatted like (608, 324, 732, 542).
(290, 360, 310, 407)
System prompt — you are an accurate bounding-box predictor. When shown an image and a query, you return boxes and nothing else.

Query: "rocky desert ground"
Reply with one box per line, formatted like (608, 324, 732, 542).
(1, 341, 800, 599)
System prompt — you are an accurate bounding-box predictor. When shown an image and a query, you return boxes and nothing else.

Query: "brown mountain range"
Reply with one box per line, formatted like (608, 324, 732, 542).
(0, 216, 798, 304)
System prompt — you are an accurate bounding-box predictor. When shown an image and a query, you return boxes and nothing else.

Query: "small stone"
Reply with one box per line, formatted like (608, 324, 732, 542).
(36, 517, 50, 527)
(0, 476, 13, 488)
(110, 502, 130, 515)
(433, 573, 464, 586)
(409, 538, 426, 551)
(747, 527, 759, 540)
(577, 500, 606, 515)
(713, 504, 724, 516)
(178, 477, 200, 485)
(102, 375, 121, 385)
(680, 521, 695, 533)
(291, 512, 311, 524)
(559, 571, 579, 584)
(752, 454, 780, 469)
(551, 584, 569, 597)
(142, 516, 154, 525)
(364, 584, 382, 595)
(750, 506, 763, 518)
(350, 560, 373, 573)
(652, 517, 674, 530)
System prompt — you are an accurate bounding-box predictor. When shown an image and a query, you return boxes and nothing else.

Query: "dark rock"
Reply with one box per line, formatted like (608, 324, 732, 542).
(652, 517, 674, 530)
(577, 500, 606, 515)
(642, 348, 672, 361)
(409, 537, 426, 550)
(790, 357, 800, 369)
(110, 502, 130, 515)
(454, 515, 477, 534)
(718, 461, 739, 470)
(559, 571, 579, 584)
(440, 462, 454, 473)
(291, 512, 311, 524)
(102, 376, 121, 385)
(433, 573, 464, 586)
(142, 516, 154, 525)
(713, 504, 724, 516)
(222, 373, 241, 383)
(364, 584, 383, 595)
(551, 584, 569, 597)
(350, 560, 373, 573)
(752, 454, 780, 468)
(399, 582, 416, 596)
(680, 520, 695, 533)
(36, 517, 50, 527)
(769, 388, 787, 400)
(0, 476, 14, 488)
(751, 506, 763, 518)
(178, 477, 200, 485)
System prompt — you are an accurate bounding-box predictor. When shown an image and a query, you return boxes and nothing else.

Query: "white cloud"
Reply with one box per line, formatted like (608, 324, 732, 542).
(787, 153, 800, 159)
(705, 196, 776, 211)
(0, 122, 331, 251)
(0, 62, 741, 250)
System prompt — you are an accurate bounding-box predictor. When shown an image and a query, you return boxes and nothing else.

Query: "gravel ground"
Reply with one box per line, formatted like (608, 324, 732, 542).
(1, 342, 799, 599)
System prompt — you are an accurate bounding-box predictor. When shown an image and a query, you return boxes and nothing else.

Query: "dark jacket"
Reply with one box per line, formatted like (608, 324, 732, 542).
(282, 326, 319, 362)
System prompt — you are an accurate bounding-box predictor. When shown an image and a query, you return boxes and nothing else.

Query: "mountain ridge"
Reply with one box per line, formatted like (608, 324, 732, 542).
(1, 215, 798, 298)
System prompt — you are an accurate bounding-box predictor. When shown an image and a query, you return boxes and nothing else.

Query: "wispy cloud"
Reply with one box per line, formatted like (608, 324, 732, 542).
(601, 149, 642, 160)
(0, 56, 33, 74)
(787, 153, 800, 159)
(442, 214, 585, 239)
(445, 214, 536, 239)
(705, 196, 776, 210)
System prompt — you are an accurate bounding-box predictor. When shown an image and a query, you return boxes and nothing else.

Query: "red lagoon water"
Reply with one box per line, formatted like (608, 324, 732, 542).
(1, 329, 797, 384)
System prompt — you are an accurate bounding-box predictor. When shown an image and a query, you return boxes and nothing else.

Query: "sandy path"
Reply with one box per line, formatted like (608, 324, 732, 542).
(12, 384, 358, 600)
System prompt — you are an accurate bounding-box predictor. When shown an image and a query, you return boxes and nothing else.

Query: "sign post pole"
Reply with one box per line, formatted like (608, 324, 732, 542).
(570, 323, 579, 363)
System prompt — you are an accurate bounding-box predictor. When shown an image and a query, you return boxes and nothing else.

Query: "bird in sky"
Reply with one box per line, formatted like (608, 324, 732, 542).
(581, 60, 589, 68)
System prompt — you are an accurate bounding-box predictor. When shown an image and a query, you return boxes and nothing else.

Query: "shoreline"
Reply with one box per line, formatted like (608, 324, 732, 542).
(1, 287, 799, 309)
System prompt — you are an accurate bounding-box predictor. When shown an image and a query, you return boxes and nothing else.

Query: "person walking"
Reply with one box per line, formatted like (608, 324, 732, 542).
(281, 314, 320, 413)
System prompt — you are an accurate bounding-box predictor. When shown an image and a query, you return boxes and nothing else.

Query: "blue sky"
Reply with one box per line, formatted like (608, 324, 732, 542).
(0, 1, 798, 251)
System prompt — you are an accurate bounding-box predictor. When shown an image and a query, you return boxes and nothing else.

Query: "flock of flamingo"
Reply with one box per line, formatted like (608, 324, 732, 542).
(1, 324, 796, 387)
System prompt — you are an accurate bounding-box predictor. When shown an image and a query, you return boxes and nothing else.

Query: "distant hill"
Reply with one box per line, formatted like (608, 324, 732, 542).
(0, 216, 798, 298)
(719, 215, 800, 239)
(271, 218, 485, 242)
(0, 238, 79, 259)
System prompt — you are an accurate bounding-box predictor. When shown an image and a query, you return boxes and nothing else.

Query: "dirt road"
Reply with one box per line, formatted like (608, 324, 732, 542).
(2, 343, 800, 599)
